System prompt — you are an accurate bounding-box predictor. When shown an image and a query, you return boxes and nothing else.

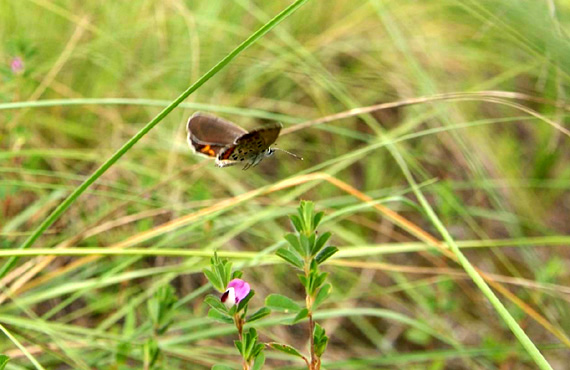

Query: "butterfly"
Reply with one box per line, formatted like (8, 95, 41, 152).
(186, 112, 301, 170)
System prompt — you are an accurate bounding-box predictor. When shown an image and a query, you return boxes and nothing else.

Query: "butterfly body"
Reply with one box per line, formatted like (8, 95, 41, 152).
(187, 112, 283, 169)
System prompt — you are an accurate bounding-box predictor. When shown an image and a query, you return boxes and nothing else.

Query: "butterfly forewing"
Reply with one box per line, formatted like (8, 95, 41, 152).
(217, 124, 282, 167)
(236, 123, 281, 148)
(187, 113, 247, 158)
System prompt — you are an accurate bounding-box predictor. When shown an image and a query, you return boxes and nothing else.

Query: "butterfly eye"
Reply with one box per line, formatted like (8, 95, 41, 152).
(265, 148, 275, 157)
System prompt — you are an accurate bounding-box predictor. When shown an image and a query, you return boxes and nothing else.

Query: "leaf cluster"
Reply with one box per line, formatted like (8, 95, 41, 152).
(235, 328, 265, 368)
(202, 252, 235, 293)
(313, 323, 329, 358)
(203, 253, 270, 370)
(277, 201, 338, 270)
(205, 290, 270, 325)
(271, 201, 336, 367)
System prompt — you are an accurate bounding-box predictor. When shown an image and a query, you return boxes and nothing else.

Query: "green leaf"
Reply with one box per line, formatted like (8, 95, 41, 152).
(313, 283, 331, 309)
(251, 343, 265, 359)
(208, 308, 233, 324)
(276, 247, 304, 269)
(144, 338, 160, 368)
(210, 258, 233, 291)
(314, 322, 325, 339)
(289, 214, 303, 233)
(203, 268, 223, 292)
(312, 231, 331, 255)
(309, 233, 316, 250)
(315, 246, 338, 264)
(215, 263, 227, 290)
(313, 323, 329, 357)
(284, 234, 305, 257)
(315, 334, 329, 358)
(298, 274, 307, 287)
(299, 234, 311, 256)
(234, 340, 244, 356)
(292, 308, 309, 324)
(265, 294, 301, 313)
(301, 201, 314, 229)
(247, 307, 271, 323)
(252, 352, 265, 370)
(306, 270, 328, 295)
(204, 294, 228, 315)
(237, 290, 255, 312)
(0, 355, 9, 370)
(212, 365, 233, 370)
(211, 252, 219, 266)
(244, 328, 258, 359)
(310, 259, 318, 272)
(232, 270, 243, 279)
(223, 261, 233, 288)
(314, 272, 328, 292)
(269, 343, 305, 359)
(313, 211, 324, 230)
(297, 207, 307, 231)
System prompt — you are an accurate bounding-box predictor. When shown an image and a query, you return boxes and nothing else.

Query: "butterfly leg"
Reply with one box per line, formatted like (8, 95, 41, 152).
(250, 154, 264, 168)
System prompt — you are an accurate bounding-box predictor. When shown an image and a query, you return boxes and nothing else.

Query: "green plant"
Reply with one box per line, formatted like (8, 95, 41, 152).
(203, 253, 269, 370)
(268, 201, 338, 370)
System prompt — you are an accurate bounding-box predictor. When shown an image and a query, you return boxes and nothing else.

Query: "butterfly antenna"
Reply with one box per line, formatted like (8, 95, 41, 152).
(274, 147, 303, 160)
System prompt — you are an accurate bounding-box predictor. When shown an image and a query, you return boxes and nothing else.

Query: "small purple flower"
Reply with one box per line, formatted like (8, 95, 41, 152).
(11, 57, 24, 75)
(220, 278, 251, 308)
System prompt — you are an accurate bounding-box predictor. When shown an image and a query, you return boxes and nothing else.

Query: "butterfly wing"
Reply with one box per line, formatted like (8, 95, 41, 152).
(187, 112, 247, 158)
(236, 123, 281, 148)
(217, 123, 282, 168)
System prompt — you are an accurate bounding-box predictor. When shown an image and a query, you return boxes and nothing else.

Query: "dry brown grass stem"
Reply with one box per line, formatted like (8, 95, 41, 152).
(4, 172, 568, 347)
(282, 91, 570, 138)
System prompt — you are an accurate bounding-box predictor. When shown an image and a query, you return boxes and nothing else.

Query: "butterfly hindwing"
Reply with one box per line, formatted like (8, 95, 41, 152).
(216, 124, 282, 169)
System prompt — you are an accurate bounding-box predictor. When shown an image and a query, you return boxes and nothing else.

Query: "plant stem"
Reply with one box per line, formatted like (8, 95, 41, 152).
(234, 314, 244, 341)
(304, 259, 318, 370)
(308, 313, 317, 370)
(234, 314, 249, 370)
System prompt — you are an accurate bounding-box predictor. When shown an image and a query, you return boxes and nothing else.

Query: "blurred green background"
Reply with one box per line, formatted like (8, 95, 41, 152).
(1, 0, 569, 369)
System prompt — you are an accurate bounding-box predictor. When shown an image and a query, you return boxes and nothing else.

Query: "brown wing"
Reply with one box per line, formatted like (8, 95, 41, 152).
(218, 124, 282, 161)
(186, 112, 247, 145)
(234, 123, 281, 148)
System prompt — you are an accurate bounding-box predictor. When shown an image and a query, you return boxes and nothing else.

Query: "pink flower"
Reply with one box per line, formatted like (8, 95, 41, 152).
(11, 57, 24, 75)
(220, 279, 251, 308)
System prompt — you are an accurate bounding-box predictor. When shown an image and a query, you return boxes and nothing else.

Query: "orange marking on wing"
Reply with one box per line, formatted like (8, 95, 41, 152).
(199, 145, 216, 157)
(221, 147, 235, 160)
(195, 144, 216, 157)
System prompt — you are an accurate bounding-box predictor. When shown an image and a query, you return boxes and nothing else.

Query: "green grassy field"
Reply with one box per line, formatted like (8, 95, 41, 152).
(1, 0, 569, 369)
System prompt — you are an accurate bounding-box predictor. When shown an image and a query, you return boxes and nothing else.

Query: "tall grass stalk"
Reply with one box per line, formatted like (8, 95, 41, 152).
(390, 149, 554, 370)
